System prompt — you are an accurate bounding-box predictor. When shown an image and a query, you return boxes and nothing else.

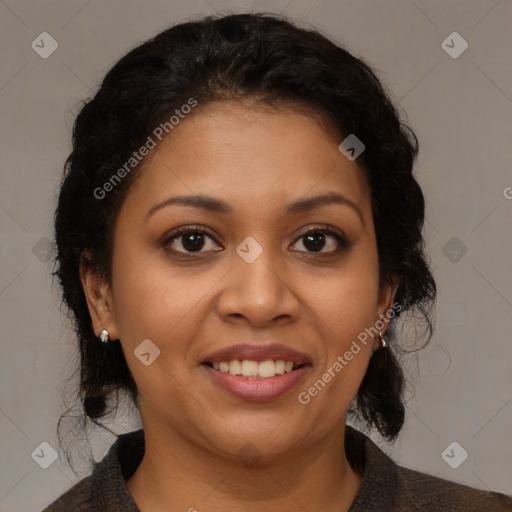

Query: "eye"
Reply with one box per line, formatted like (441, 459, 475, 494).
(162, 225, 221, 254)
(290, 225, 352, 254)
(162, 224, 352, 256)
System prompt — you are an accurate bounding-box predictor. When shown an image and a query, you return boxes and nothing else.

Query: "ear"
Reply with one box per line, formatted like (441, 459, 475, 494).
(372, 278, 400, 351)
(79, 254, 119, 341)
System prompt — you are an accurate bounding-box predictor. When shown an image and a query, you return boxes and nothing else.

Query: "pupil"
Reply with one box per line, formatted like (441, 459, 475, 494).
(304, 232, 325, 252)
(180, 232, 327, 253)
(183, 232, 205, 252)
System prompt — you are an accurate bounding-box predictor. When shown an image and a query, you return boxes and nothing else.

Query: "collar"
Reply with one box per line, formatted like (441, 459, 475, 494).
(88, 425, 399, 511)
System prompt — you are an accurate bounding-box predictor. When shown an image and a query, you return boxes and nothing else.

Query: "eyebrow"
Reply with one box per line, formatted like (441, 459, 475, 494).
(145, 191, 365, 226)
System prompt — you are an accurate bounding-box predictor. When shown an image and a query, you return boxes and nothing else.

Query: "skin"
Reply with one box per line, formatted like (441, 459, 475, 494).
(80, 101, 398, 512)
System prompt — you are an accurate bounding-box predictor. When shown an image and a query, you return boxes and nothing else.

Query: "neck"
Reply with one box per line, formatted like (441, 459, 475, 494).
(126, 416, 363, 512)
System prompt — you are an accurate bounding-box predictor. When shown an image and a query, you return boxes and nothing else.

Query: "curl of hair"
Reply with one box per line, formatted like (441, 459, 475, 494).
(53, 13, 436, 447)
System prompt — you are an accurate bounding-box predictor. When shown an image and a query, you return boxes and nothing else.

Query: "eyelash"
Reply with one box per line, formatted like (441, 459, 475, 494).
(162, 224, 353, 257)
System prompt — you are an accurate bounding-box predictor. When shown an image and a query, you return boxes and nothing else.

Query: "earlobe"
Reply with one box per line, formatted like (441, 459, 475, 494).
(79, 258, 118, 340)
(374, 280, 400, 347)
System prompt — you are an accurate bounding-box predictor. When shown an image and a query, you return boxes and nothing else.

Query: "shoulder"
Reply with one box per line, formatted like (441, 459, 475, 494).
(41, 476, 97, 512)
(395, 463, 512, 511)
(40, 428, 144, 512)
(346, 425, 512, 512)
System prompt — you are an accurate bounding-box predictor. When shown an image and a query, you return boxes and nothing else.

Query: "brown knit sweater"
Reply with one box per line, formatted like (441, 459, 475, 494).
(42, 425, 512, 511)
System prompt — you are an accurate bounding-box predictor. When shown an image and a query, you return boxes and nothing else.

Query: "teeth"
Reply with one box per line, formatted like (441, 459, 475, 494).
(229, 360, 242, 375)
(241, 360, 259, 377)
(209, 359, 300, 378)
(258, 360, 276, 378)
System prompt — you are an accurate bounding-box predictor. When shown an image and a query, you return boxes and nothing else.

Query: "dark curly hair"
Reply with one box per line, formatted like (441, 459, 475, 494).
(53, 12, 436, 454)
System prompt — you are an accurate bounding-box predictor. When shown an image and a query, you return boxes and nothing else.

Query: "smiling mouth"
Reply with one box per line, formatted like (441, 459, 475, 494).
(202, 359, 306, 379)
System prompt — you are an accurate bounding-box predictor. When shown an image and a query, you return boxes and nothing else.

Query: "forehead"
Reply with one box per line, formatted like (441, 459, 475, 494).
(121, 102, 372, 222)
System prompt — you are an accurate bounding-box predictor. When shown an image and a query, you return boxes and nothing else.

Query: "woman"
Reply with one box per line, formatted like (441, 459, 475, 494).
(43, 13, 512, 512)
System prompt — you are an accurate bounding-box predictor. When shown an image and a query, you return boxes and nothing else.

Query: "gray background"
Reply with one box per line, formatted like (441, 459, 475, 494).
(1, 0, 511, 510)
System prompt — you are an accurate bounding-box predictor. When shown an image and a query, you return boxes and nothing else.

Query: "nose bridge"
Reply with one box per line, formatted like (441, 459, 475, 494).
(239, 241, 283, 292)
(235, 234, 284, 297)
(217, 233, 299, 324)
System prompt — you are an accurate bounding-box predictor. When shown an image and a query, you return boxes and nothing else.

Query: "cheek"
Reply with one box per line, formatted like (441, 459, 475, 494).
(307, 256, 380, 341)
(111, 244, 209, 338)
(303, 252, 379, 401)
(110, 247, 227, 399)
(109, 251, 205, 405)
(297, 330, 372, 437)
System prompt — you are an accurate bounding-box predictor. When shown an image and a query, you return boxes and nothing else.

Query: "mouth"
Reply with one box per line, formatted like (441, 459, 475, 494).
(201, 358, 311, 401)
(202, 359, 307, 379)
(200, 343, 312, 400)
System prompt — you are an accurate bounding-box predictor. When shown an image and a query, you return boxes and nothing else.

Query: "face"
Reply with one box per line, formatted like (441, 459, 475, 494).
(82, 101, 397, 462)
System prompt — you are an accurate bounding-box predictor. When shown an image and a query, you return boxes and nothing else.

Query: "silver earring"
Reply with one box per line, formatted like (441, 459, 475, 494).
(99, 329, 110, 343)
(379, 330, 388, 348)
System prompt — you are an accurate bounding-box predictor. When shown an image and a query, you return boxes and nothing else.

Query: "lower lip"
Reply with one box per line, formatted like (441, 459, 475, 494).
(201, 364, 310, 401)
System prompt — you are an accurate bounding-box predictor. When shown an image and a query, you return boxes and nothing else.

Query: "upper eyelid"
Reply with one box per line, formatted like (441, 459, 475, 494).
(164, 224, 348, 249)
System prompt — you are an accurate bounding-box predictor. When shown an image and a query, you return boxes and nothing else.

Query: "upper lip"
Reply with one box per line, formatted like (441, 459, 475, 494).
(202, 344, 312, 365)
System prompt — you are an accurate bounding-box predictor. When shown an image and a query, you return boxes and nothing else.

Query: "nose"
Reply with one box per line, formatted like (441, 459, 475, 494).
(216, 242, 301, 327)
